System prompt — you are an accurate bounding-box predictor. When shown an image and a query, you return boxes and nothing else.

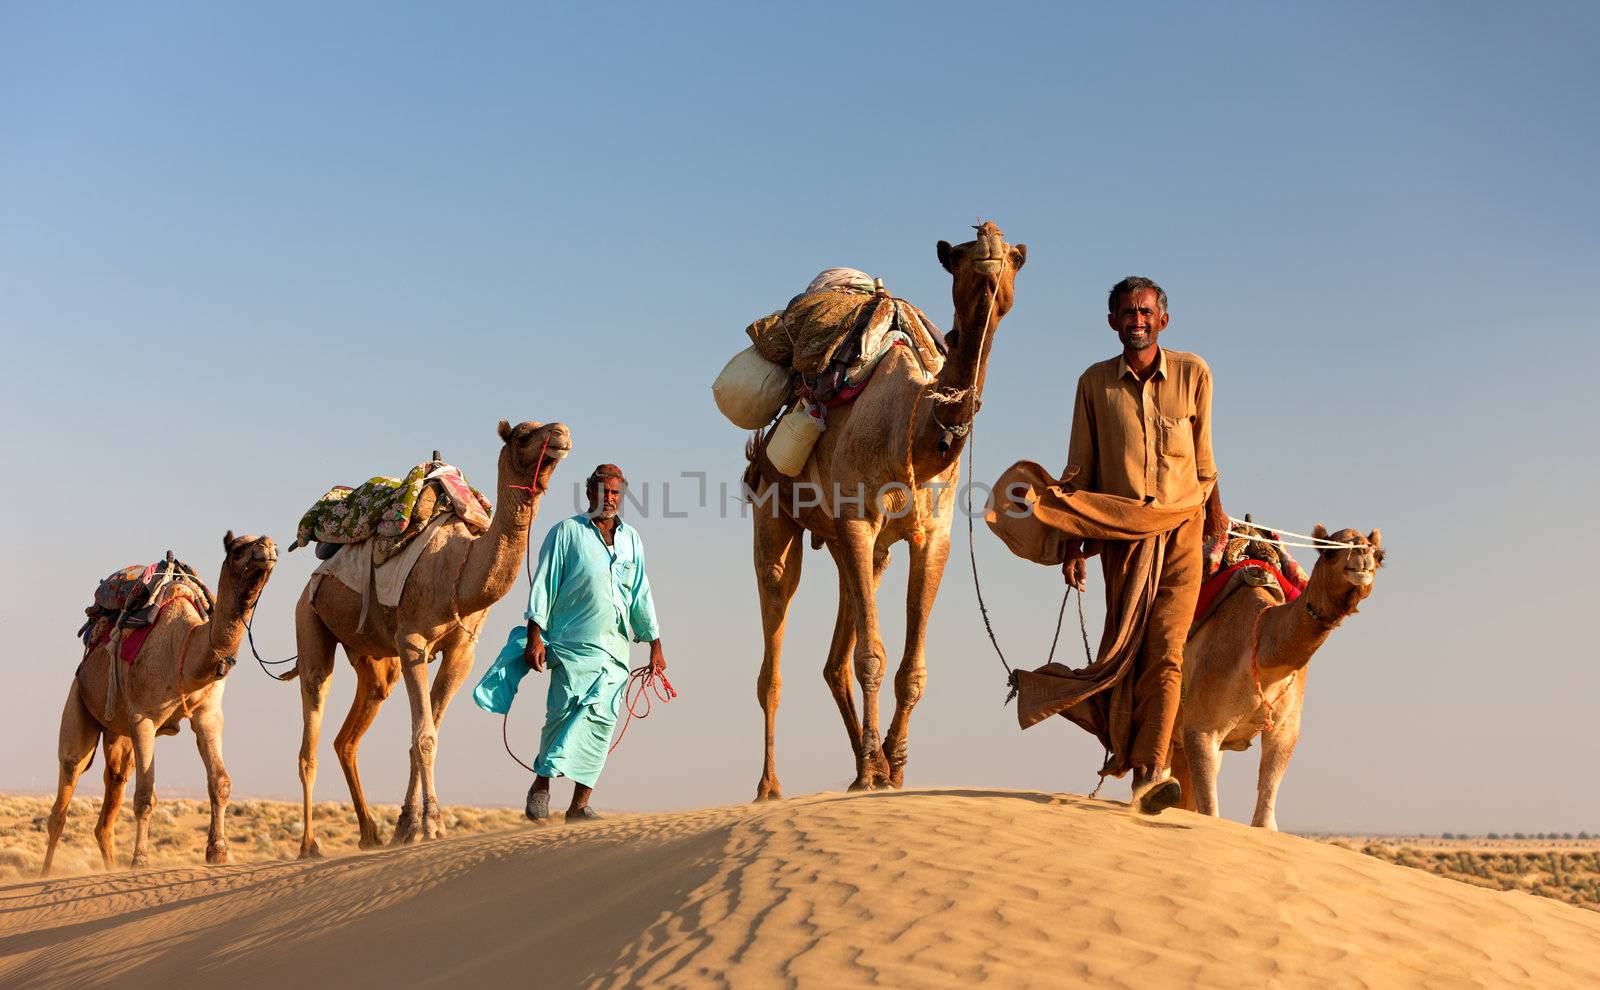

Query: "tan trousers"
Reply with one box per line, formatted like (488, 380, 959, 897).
(1098, 510, 1203, 772)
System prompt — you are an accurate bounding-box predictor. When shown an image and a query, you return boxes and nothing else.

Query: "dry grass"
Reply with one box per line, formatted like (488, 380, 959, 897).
(0, 794, 524, 880)
(1316, 835, 1600, 914)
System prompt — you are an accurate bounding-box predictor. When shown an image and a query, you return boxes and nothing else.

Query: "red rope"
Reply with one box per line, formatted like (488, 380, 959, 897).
(1248, 607, 1295, 732)
(499, 665, 677, 772)
(609, 665, 676, 754)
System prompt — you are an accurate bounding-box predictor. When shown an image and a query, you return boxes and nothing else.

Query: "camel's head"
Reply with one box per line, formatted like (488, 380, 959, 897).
(222, 531, 278, 583)
(497, 419, 572, 495)
(1309, 525, 1384, 597)
(937, 220, 1027, 326)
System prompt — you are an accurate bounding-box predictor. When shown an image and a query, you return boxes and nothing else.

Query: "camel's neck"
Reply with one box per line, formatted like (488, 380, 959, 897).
(454, 470, 541, 615)
(910, 285, 1003, 478)
(1255, 567, 1365, 672)
(197, 566, 264, 681)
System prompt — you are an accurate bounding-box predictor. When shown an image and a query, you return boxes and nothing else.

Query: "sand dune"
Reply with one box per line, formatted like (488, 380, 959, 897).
(2, 789, 1597, 988)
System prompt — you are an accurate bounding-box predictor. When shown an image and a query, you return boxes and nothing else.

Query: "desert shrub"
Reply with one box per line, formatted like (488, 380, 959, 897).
(1488, 832, 1501, 840)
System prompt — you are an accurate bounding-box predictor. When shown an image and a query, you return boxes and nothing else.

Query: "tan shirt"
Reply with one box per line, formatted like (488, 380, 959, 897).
(1064, 348, 1217, 506)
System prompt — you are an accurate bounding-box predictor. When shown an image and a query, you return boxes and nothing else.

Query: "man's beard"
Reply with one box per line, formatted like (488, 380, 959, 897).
(1120, 328, 1155, 350)
(591, 506, 619, 520)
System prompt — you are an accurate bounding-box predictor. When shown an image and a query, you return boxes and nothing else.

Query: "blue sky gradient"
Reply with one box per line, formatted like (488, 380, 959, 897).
(3, 2, 1596, 832)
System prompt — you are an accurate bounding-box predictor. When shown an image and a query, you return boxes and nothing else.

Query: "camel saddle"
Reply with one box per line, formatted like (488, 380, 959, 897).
(292, 459, 492, 566)
(1191, 525, 1308, 635)
(745, 286, 947, 406)
(78, 554, 214, 663)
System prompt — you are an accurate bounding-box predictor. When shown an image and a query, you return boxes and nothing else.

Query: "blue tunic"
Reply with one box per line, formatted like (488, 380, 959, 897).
(525, 514, 660, 787)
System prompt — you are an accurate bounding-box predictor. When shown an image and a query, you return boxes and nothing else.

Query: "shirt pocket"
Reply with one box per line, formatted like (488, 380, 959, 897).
(1158, 415, 1194, 461)
(615, 558, 637, 586)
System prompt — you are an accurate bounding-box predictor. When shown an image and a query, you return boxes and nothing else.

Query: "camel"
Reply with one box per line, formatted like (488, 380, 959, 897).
(748, 221, 1026, 797)
(41, 532, 279, 875)
(1171, 525, 1384, 830)
(290, 419, 569, 856)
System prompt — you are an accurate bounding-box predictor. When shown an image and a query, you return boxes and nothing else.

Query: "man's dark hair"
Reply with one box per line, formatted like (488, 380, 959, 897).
(1108, 276, 1168, 316)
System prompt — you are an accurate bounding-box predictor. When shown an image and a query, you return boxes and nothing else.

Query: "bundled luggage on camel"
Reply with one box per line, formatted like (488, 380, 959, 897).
(713, 267, 948, 475)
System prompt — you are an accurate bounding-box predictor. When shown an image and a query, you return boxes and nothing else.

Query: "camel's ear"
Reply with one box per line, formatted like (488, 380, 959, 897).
(1367, 529, 1383, 561)
(1011, 244, 1027, 271)
(1311, 524, 1329, 541)
(223, 530, 236, 551)
(497, 419, 513, 442)
(937, 240, 954, 273)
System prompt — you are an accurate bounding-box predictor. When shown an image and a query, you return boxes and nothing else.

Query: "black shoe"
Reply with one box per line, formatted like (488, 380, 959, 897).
(1137, 779, 1183, 816)
(525, 787, 550, 822)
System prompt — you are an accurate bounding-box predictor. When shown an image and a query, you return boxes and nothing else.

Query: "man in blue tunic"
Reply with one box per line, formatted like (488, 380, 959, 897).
(523, 464, 665, 822)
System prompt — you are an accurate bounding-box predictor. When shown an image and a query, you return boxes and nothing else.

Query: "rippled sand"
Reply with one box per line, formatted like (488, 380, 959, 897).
(3, 789, 1598, 988)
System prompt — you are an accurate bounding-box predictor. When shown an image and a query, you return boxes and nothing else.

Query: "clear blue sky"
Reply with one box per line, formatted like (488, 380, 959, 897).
(3, 1, 1596, 833)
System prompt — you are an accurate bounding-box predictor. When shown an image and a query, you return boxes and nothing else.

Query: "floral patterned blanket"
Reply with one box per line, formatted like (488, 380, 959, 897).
(292, 461, 492, 564)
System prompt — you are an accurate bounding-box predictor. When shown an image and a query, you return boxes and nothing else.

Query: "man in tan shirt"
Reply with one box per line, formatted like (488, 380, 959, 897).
(1059, 275, 1219, 813)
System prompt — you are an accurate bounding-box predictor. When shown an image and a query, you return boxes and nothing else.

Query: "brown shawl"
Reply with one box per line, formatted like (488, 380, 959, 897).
(985, 460, 1208, 775)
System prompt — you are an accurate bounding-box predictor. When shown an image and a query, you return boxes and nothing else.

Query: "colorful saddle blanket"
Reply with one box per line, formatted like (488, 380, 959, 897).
(78, 557, 213, 664)
(1191, 522, 1310, 632)
(293, 460, 492, 565)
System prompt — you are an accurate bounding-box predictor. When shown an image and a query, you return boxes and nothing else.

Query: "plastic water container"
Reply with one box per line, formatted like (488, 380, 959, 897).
(767, 402, 825, 477)
(713, 345, 792, 429)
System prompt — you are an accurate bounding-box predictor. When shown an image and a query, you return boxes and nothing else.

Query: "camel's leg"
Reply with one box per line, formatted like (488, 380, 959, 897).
(393, 752, 424, 846)
(429, 639, 476, 727)
(1169, 739, 1197, 813)
(821, 550, 862, 762)
(821, 543, 891, 769)
(397, 634, 443, 840)
(94, 735, 133, 870)
(128, 717, 158, 868)
(882, 531, 948, 789)
(838, 520, 890, 790)
(1183, 727, 1223, 818)
(417, 641, 477, 837)
(1252, 716, 1302, 831)
(191, 704, 232, 864)
(753, 507, 804, 801)
(295, 594, 338, 860)
(334, 656, 399, 849)
(41, 680, 101, 877)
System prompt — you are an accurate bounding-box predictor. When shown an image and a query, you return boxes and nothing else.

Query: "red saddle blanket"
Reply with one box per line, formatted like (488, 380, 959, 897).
(1193, 559, 1303, 622)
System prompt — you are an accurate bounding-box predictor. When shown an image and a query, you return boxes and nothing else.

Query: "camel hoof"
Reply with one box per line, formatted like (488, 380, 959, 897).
(847, 779, 875, 792)
(130, 854, 149, 869)
(206, 841, 230, 865)
(390, 810, 421, 846)
(358, 830, 385, 850)
(297, 838, 323, 860)
(754, 779, 783, 801)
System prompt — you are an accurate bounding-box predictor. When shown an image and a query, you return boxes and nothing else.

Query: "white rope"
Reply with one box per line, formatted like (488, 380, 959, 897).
(1226, 516, 1368, 550)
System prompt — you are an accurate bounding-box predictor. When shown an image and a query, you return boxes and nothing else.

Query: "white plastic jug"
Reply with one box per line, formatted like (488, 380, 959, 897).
(767, 402, 825, 477)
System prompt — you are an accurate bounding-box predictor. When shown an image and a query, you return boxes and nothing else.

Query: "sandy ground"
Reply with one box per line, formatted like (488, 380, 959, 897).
(3, 788, 1599, 989)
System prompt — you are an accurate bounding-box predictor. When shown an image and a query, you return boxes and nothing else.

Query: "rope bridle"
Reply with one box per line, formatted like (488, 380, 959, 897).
(952, 277, 1093, 703)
